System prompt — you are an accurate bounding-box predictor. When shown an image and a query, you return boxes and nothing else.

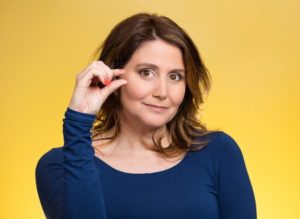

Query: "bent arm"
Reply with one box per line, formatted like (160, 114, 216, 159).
(36, 108, 106, 219)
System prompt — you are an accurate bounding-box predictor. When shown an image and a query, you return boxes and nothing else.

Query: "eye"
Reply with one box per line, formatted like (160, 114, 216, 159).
(169, 72, 184, 81)
(138, 69, 155, 79)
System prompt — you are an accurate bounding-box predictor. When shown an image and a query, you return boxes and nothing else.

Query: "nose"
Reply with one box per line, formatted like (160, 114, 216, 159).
(153, 76, 167, 100)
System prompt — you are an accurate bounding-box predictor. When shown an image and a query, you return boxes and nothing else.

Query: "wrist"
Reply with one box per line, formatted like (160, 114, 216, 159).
(65, 107, 97, 125)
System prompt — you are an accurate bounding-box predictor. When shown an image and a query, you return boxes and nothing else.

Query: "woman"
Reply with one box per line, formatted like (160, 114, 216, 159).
(36, 13, 256, 219)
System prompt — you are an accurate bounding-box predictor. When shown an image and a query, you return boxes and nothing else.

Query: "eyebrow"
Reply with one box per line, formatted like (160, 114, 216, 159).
(135, 63, 185, 73)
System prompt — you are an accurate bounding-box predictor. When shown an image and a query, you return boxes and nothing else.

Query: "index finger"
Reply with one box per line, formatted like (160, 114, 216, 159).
(99, 69, 126, 87)
(112, 69, 126, 77)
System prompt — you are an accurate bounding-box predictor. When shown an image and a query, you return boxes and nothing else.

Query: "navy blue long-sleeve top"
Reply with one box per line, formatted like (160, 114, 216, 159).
(35, 108, 256, 219)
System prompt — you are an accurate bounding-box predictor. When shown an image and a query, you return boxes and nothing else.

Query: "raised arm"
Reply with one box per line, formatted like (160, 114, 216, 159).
(36, 61, 127, 218)
(36, 108, 107, 218)
(61, 107, 107, 218)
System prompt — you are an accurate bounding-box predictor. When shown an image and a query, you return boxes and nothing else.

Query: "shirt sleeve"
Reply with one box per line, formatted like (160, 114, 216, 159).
(35, 108, 106, 219)
(215, 132, 257, 219)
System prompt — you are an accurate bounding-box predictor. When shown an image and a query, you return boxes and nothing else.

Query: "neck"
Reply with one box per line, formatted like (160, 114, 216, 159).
(114, 112, 170, 155)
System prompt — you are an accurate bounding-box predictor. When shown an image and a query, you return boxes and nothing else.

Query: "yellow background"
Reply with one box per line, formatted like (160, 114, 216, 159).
(1, 0, 299, 218)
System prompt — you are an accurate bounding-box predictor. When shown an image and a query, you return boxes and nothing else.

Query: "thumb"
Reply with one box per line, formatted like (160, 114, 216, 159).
(99, 79, 127, 100)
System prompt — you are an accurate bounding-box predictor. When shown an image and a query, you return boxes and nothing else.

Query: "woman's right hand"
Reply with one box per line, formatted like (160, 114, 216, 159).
(68, 61, 127, 115)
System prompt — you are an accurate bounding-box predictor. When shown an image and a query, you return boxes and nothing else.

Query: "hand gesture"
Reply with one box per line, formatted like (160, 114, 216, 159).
(68, 61, 127, 114)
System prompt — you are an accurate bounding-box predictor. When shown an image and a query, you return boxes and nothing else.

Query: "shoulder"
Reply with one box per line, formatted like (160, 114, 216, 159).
(35, 148, 64, 218)
(36, 147, 63, 166)
(192, 131, 244, 161)
(194, 131, 240, 149)
(35, 147, 63, 177)
(207, 131, 241, 152)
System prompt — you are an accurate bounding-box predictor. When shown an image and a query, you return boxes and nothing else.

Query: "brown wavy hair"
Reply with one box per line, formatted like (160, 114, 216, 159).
(91, 13, 215, 158)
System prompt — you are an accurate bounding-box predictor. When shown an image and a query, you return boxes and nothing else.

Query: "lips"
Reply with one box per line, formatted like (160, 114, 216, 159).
(143, 103, 169, 113)
(144, 103, 168, 109)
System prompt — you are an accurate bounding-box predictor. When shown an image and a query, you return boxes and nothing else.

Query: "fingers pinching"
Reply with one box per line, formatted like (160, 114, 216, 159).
(95, 65, 126, 87)
(69, 60, 127, 114)
(97, 69, 126, 89)
(77, 60, 126, 90)
(99, 78, 127, 100)
(94, 61, 112, 85)
(78, 62, 109, 87)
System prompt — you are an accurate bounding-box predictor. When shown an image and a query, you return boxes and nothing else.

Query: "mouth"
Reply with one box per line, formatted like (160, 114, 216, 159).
(143, 103, 168, 112)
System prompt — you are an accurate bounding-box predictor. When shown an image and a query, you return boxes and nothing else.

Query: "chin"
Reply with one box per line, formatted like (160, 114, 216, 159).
(139, 115, 174, 129)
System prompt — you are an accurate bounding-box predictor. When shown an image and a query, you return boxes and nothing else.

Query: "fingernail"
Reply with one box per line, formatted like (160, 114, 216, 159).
(103, 78, 111, 86)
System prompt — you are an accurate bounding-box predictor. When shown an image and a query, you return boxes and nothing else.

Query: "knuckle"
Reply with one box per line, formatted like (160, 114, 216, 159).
(94, 60, 103, 67)
(90, 62, 98, 68)
(76, 73, 81, 80)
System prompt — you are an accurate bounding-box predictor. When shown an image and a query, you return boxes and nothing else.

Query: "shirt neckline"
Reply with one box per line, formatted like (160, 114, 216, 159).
(93, 152, 189, 176)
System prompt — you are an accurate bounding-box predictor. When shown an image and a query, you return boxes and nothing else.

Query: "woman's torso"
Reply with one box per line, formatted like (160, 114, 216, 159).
(91, 139, 219, 219)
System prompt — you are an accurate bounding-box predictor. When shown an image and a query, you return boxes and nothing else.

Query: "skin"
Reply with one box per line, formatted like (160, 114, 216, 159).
(70, 39, 187, 173)
(119, 39, 186, 136)
(95, 39, 187, 172)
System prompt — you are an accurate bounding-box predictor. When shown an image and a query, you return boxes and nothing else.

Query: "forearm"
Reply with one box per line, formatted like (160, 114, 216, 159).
(61, 108, 106, 219)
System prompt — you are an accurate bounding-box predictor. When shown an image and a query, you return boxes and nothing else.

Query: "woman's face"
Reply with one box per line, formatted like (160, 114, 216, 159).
(120, 39, 186, 129)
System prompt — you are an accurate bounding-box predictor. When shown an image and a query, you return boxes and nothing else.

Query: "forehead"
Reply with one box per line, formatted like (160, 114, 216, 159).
(125, 39, 185, 70)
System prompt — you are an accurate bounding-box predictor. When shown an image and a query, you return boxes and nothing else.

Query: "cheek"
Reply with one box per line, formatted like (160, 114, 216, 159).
(120, 77, 152, 101)
(169, 84, 186, 106)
